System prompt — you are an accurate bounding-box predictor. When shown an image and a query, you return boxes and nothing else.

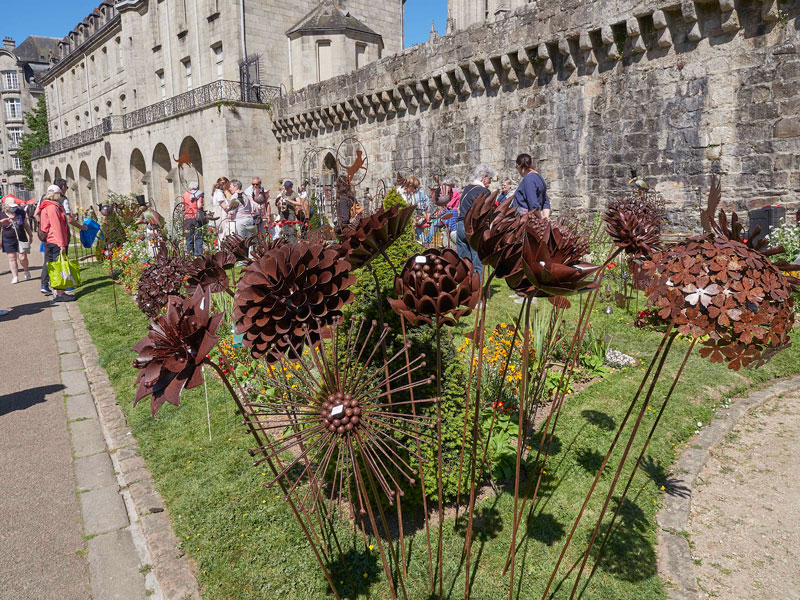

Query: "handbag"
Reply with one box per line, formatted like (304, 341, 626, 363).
(47, 252, 82, 290)
(12, 225, 31, 254)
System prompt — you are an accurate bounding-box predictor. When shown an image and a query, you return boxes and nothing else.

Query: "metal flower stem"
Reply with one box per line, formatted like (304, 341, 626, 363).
(503, 250, 621, 574)
(539, 322, 676, 600)
(367, 265, 409, 578)
(454, 270, 495, 524)
(462, 272, 496, 600)
(566, 329, 680, 599)
(398, 315, 435, 592)
(204, 359, 342, 600)
(579, 338, 697, 598)
(434, 318, 445, 600)
(507, 297, 532, 600)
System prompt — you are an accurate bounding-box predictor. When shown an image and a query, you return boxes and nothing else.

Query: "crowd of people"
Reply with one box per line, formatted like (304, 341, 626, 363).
(398, 153, 550, 277)
(1, 178, 90, 302)
(181, 176, 312, 256)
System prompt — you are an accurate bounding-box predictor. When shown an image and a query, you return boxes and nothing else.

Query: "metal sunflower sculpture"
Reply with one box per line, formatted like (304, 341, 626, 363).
(131, 288, 222, 417)
(388, 248, 481, 326)
(337, 204, 415, 269)
(243, 319, 436, 516)
(185, 251, 232, 296)
(136, 255, 191, 319)
(233, 241, 356, 362)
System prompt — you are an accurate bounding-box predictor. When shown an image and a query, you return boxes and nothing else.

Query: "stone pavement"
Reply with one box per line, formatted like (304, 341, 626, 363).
(657, 376, 800, 600)
(0, 252, 200, 599)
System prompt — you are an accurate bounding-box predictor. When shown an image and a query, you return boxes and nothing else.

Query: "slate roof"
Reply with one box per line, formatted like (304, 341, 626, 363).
(287, 0, 380, 38)
(14, 36, 59, 65)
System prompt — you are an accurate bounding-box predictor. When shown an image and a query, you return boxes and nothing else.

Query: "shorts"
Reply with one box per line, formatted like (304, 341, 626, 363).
(1, 237, 19, 253)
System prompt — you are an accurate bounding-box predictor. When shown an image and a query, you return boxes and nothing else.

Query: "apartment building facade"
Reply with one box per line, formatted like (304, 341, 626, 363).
(0, 36, 58, 199)
(31, 0, 404, 215)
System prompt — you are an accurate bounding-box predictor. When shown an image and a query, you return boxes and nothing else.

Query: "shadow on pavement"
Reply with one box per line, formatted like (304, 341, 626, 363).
(0, 384, 66, 417)
(0, 300, 54, 321)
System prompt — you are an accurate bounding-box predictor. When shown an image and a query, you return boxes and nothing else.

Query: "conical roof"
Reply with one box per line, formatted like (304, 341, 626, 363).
(287, 0, 380, 37)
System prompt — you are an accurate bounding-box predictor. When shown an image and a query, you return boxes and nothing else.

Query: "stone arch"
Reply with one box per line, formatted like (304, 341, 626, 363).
(78, 161, 92, 211)
(54, 167, 62, 183)
(130, 148, 147, 197)
(43, 169, 52, 188)
(151, 143, 173, 215)
(177, 136, 203, 190)
(65, 165, 77, 206)
(96, 156, 108, 205)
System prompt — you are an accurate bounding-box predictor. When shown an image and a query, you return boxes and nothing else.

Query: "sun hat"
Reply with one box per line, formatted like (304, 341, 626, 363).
(284, 180, 294, 188)
(4, 198, 18, 210)
(46, 184, 61, 194)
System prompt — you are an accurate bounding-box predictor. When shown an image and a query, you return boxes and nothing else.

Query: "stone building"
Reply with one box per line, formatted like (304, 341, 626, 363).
(0, 36, 58, 200)
(30, 0, 403, 216)
(272, 0, 800, 231)
(447, 0, 528, 31)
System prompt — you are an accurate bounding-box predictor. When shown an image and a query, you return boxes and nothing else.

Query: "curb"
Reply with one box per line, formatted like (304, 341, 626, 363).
(657, 376, 800, 600)
(62, 301, 202, 600)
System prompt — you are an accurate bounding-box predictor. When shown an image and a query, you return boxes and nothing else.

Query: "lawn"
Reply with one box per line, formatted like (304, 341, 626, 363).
(76, 263, 800, 599)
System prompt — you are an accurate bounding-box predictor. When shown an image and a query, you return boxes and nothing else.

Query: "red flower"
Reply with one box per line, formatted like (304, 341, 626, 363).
(608, 262, 617, 269)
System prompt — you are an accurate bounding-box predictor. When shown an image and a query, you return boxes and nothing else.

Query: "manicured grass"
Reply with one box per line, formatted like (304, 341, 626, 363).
(76, 264, 800, 599)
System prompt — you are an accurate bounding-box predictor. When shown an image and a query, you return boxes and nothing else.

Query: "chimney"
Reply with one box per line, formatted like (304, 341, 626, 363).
(3, 37, 15, 50)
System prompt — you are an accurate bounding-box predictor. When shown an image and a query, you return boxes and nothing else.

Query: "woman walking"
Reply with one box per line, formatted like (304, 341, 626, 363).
(38, 186, 72, 302)
(0, 198, 32, 283)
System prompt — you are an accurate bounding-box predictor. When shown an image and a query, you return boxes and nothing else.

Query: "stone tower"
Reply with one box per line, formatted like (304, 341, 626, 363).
(448, 0, 528, 32)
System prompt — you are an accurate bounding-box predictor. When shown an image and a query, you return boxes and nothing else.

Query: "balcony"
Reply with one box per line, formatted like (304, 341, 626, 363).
(31, 79, 281, 159)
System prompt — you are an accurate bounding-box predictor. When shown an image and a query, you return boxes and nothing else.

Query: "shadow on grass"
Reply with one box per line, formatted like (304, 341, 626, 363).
(326, 547, 381, 599)
(581, 409, 617, 431)
(640, 455, 690, 498)
(575, 448, 605, 474)
(527, 511, 565, 546)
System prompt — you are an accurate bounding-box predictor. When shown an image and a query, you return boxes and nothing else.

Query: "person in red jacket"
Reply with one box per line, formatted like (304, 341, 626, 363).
(38, 185, 73, 302)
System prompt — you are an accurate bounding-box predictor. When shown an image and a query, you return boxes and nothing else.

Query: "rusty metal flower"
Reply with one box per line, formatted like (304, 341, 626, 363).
(242, 320, 436, 516)
(136, 256, 191, 319)
(219, 233, 251, 264)
(603, 195, 662, 259)
(388, 248, 481, 326)
(645, 236, 796, 370)
(337, 204, 415, 269)
(185, 251, 231, 295)
(132, 288, 222, 417)
(233, 242, 356, 362)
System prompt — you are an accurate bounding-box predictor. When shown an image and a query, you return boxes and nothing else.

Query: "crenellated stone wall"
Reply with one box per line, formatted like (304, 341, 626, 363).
(272, 0, 800, 231)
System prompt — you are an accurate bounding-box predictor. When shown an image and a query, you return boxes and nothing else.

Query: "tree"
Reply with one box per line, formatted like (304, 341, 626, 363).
(18, 95, 49, 190)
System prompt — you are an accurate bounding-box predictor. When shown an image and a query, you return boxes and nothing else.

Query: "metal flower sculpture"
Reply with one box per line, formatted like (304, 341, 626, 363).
(603, 195, 662, 259)
(645, 235, 796, 370)
(136, 256, 191, 319)
(233, 242, 356, 362)
(219, 233, 251, 264)
(243, 320, 436, 516)
(185, 251, 231, 295)
(388, 248, 481, 326)
(132, 289, 222, 417)
(337, 204, 415, 269)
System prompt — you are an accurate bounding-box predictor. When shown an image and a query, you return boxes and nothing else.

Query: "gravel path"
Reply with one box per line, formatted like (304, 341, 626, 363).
(689, 386, 800, 600)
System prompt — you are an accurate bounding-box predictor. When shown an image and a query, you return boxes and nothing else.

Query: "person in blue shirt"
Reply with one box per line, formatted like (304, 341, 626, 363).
(513, 153, 551, 218)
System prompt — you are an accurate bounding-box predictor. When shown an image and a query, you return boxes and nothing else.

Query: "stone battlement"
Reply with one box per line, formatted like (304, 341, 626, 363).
(271, 0, 800, 231)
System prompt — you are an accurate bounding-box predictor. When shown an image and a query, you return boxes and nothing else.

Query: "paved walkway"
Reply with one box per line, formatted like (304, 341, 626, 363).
(0, 251, 152, 599)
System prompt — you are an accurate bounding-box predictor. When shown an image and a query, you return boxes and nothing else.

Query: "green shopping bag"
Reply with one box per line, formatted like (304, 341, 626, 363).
(48, 252, 82, 290)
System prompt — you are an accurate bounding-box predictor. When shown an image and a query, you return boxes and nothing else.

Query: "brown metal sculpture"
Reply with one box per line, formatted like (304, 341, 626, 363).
(136, 255, 191, 319)
(185, 251, 232, 296)
(337, 205, 415, 270)
(233, 242, 356, 362)
(132, 288, 222, 417)
(388, 248, 481, 327)
(603, 194, 663, 259)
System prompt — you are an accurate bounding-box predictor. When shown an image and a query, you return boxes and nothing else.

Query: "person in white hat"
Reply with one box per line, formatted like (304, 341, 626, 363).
(0, 197, 33, 284)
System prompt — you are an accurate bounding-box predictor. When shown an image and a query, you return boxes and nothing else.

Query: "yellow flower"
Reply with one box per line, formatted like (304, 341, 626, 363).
(363, 573, 368, 578)
(500, 323, 507, 328)
(368, 544, 374, 551)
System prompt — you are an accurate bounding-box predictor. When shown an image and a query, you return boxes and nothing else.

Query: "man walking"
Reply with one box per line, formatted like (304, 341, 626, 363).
(181, 182, 205, 256)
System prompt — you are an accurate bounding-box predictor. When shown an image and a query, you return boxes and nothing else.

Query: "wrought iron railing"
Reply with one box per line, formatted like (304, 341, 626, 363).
(31, 80, 279, 159)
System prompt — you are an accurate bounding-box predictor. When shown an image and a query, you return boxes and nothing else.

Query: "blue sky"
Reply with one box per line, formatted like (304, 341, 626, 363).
(4, 1, 448, 49)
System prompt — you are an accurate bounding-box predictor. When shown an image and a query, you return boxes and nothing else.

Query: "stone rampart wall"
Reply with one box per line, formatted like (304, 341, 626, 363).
(273, 0, 800, 230)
